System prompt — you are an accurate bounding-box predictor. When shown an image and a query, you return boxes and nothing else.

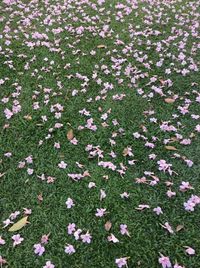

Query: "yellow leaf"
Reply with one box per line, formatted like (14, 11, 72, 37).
(67, 129, 74, 141)
(165, 145, 177, 151)
(8, 217, 29, 232)
(164, 98, 175, 103)
(97, 44, 106, 48)
(104, 221, 112, 231)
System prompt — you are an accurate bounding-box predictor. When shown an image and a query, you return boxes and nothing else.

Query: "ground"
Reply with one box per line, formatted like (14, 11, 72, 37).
(0, 0, 200, 267)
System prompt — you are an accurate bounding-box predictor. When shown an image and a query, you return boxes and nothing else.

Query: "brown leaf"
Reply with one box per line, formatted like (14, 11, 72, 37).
(160, 79, 165, 85)
(122, 148, 129, 156)
(170, 137, 178, 142)
(165, 145, 177, 151)
(164, 98, 175, 103)
(176, 225, 184, 232)
(67, 129, 74, 141)
(97, 44, 106, 49)
(101, 122, 109, 128)
(104, 221, 112, 231)
(24, 114, 32, 120)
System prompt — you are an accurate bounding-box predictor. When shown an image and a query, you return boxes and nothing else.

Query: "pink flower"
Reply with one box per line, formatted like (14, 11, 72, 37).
(58, 161, 67, 169)
(70, 138, 78, 145)
(135, 204, 150, 210)
(3, 218, 13, 228)
(120, 224, 130, 236)
(185, 246, 195, 255)
(43, 261, 55, 268)
(4, 108, 13, 119)
(74, 229, 82, 240)
(33, 243, 45, 256)
(12, 234, 24, 247)
(158, 255, 172, 268)
(184, 195, 200, 211)
(9, 211, 20, 220)
(160, 222, 174, 234)
(166, 190, 176, 198)
(65, 198, 75, 209)
(80, 231, 92, 243)
(115, 257, 128, 268)
(67, 223, 76, 235)
(23, 208, 32, 215)
(157, 160, 172, 174)
(0, 256, 7, 266)
(100, 189, 106, 200)
(95, 208, 107, 217)
(88, 182, 96, 188)
(149, 153, 157, 160)
(25, 155, 33, 164)
(195, 124, 200, 132)
(120, 192, 130, 199)
(4, 152, 12, 157)
(41, 234, 50, 244)
(184, 159, 193, 167)
(174, 264, 184, 268)
(27, 168, 34, 175)
(18, 161, 25, 168)
(54, 142, 60, 149)
(180, 139, 191, 145)
(179, 181, 193, 192)
(64, 244, 75, 255)
(153, 207, 163, 215)
(0, 236, 5, 245)
(108, 233, 119, 243)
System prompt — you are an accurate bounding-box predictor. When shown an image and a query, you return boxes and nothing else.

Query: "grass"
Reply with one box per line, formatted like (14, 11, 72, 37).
(0, 0, 200, 267)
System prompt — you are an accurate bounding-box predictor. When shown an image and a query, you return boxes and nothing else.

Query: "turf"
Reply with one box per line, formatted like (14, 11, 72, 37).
(0, 0, 200, 267)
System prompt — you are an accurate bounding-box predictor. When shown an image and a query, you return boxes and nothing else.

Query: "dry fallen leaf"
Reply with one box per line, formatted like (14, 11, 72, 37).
(160, 79, 165, 85)
(24, 114, 32, 120)
(164, 98, 175, 103)
(101, 122, 109, 128)
(165, 145, 177, 151)
(67, 129, 74, 141)
(8, 216, 29, 232)
(104, 221, 112, 231)
(176, 225, 184, 232)
(122, 148, 129, 156)
(97, 44, 106, 48)
(0, 172, 5, 178)
(170, 137, 178, 142)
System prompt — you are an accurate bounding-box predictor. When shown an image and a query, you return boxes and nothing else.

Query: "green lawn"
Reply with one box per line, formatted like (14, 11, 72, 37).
(0, 0, 200, 267)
